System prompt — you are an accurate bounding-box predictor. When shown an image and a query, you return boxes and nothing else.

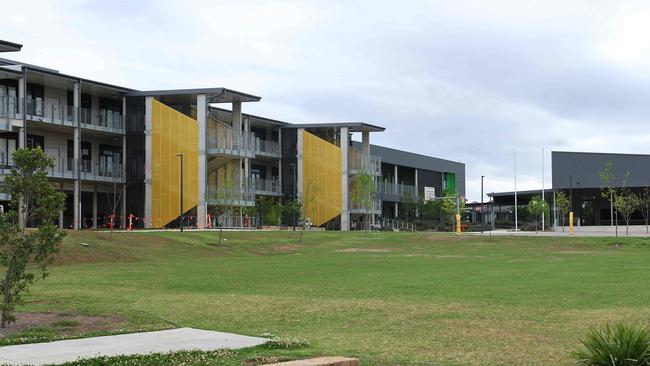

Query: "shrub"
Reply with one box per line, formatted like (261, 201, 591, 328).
(573, 323, 650, 366)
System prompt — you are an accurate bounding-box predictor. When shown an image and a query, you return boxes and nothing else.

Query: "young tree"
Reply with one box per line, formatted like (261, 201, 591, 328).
(400, 192, 417, 222)
(615, 190, 639, 236)
(0, 148, 66, 327)
(105, 182, 126, 240)
(350, 169, 376, 232)
(298, 182, 319, 242)
(210, 167, 239, 246)
(555, 191, 571, 232)
(527, 195, 548, 233)
(599, 161, 629, 236)
(441, 190, 465, 232)
(639, 188, 650, 234)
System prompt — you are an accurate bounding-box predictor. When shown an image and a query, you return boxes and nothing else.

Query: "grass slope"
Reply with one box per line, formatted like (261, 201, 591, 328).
(15, 231, 650, 365)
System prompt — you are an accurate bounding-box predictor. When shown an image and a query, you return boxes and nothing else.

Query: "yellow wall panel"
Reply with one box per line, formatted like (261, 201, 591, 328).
(302, 130, 342, 226)
(151, 99, 199, 228)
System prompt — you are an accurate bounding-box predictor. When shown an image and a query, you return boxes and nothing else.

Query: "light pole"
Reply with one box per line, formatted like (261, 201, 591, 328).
(289, 163, 296, 231)
(481, 175, 485, 234)
(176, 153, 184, 232)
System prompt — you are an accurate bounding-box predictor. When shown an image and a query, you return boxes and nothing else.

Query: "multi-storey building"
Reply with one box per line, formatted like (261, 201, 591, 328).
(0, 40, 465, 231)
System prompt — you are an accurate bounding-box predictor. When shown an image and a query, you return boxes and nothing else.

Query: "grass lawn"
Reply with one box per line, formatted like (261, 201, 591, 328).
(13, 230, 650, 365)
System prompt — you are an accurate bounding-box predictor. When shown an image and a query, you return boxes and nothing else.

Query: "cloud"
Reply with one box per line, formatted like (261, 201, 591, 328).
(4, 0, 650, 201)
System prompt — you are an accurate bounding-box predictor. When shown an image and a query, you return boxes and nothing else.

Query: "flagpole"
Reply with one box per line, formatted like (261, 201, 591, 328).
(514, 149, 518, 231)
(542, 147, 545, 232)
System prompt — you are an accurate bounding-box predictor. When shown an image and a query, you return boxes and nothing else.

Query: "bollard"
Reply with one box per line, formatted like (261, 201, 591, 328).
(569, 211, 574, 235)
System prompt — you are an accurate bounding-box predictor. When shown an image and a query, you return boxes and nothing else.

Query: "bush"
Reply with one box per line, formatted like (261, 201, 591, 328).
(573, 323, 650, 366)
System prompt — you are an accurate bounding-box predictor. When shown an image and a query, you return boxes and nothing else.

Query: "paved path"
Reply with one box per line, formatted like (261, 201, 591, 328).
(0, 327, 266, 365)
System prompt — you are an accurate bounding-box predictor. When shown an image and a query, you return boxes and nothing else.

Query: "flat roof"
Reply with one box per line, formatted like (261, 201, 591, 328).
(126, 88, 261, 103)
(209, 106, 290, 126)
(0, 40, 22, 53)
(284, 122, 385, 132)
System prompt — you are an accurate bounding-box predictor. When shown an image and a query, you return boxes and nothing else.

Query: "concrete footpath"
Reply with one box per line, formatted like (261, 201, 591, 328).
(0, 327, 267, 365)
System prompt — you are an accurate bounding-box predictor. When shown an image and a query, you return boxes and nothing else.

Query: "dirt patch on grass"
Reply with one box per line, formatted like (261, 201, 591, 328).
(335, 248, 399, 253)
(0, 311, 127, 336)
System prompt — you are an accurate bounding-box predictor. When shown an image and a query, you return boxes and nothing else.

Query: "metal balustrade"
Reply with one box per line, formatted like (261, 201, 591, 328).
(349, 148, 381, 175)
(207, 128, 255, 157)
(206, 184, 256, 206)
(251, 177, 281, 195)
(350, 198, 382, 213)
(0, 96, 123, 131)
(253, 138, 281, 157)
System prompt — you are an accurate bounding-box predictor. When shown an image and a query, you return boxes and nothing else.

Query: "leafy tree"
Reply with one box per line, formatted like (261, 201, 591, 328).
(615, 190, 639, 236)
(256, 196, 281, 226)
(350, 169, 376, 232)
(639, 188, 650, 234)
(0, 148, 66, 327)
(527, 195, 548, 233)
(441, 190, 465, 232)
(555, 191, 570, 232)
(400, 192, 417, 222)
(599, 161, 629, 236)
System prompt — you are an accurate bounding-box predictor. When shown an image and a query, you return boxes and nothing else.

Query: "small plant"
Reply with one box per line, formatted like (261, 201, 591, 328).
(573, 323, 650, 366)
(263, 335, 309, 349)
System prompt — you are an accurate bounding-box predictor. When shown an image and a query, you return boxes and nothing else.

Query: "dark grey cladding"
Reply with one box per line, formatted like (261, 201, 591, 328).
(353, 141, 466, 196)
(552, 151, 650, 190)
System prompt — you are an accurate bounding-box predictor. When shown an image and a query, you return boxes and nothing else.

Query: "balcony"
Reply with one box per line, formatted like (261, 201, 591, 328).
(48, 158, 124, 183)
(207, 129, 255, 158)
(350, 198, 382, 214)
(0, 96, 124, 133)
(206, 184, 256, 207)
(349, 148, 381, 175)
(253, 138, 281, 158)
(251, 177, 281, 196)
(376, 181, 418, 202)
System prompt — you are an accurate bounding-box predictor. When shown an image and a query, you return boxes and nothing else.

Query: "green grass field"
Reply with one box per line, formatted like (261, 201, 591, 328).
(16, 231, 650, 365)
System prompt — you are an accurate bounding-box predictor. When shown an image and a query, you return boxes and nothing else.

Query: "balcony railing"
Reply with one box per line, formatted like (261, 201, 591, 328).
(0, 96, 123, 131)
(251, 177, 281, 195)
(206, 184, 256, 206)
(376, 181, 418, 202)
(207, 128, 255, 157)
(349, 148, 381, 175)
(350, 198, 382, 213)
(253, 138, 281, 157)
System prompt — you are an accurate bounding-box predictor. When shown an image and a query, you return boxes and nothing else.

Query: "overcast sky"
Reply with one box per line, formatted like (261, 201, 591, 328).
(4, 0, 650, 201)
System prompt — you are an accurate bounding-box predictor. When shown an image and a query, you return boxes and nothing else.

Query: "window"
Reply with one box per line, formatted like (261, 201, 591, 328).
(26, 134, 44, 150)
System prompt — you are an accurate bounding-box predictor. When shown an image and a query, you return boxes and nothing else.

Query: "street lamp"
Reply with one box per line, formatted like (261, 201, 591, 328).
(289, 163, 296, 231)
(481, 175, 485, 234)
(176, 153, 184, 232)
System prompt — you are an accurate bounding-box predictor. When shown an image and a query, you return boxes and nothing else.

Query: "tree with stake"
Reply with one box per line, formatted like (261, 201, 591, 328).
(105, 182, 126, 240)
(639, 187, 650, 234)
(555, 191, 570, 232)
(615, 189, 639, 236)
(0, 148, 66, 327)
(210, 166, 239, 246)
(350, 169, 376, 232)
(527, 195, 548, 233)
(599, 161, 629, 237)
(298, 182, 318, 242)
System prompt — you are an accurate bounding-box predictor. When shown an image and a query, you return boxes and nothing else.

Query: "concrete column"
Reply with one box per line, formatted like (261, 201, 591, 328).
(18, 74, 24, 115)
(197, 94, 207, 229)
(73, 82, 81, 230)
(232, 101, 242, 143)
(340, 127, 350, 231)
(196, 94, 208, 229)
(395, 202, 399, 218)
(278, 129, 282, 188)
(297, 128, 304, 198)
(361, 130, 370, 155)
(92, 185, 97, 229)
(144, 96, 153, 228)
(414, 168, 419, 217)
(121, 133, 127, 228)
